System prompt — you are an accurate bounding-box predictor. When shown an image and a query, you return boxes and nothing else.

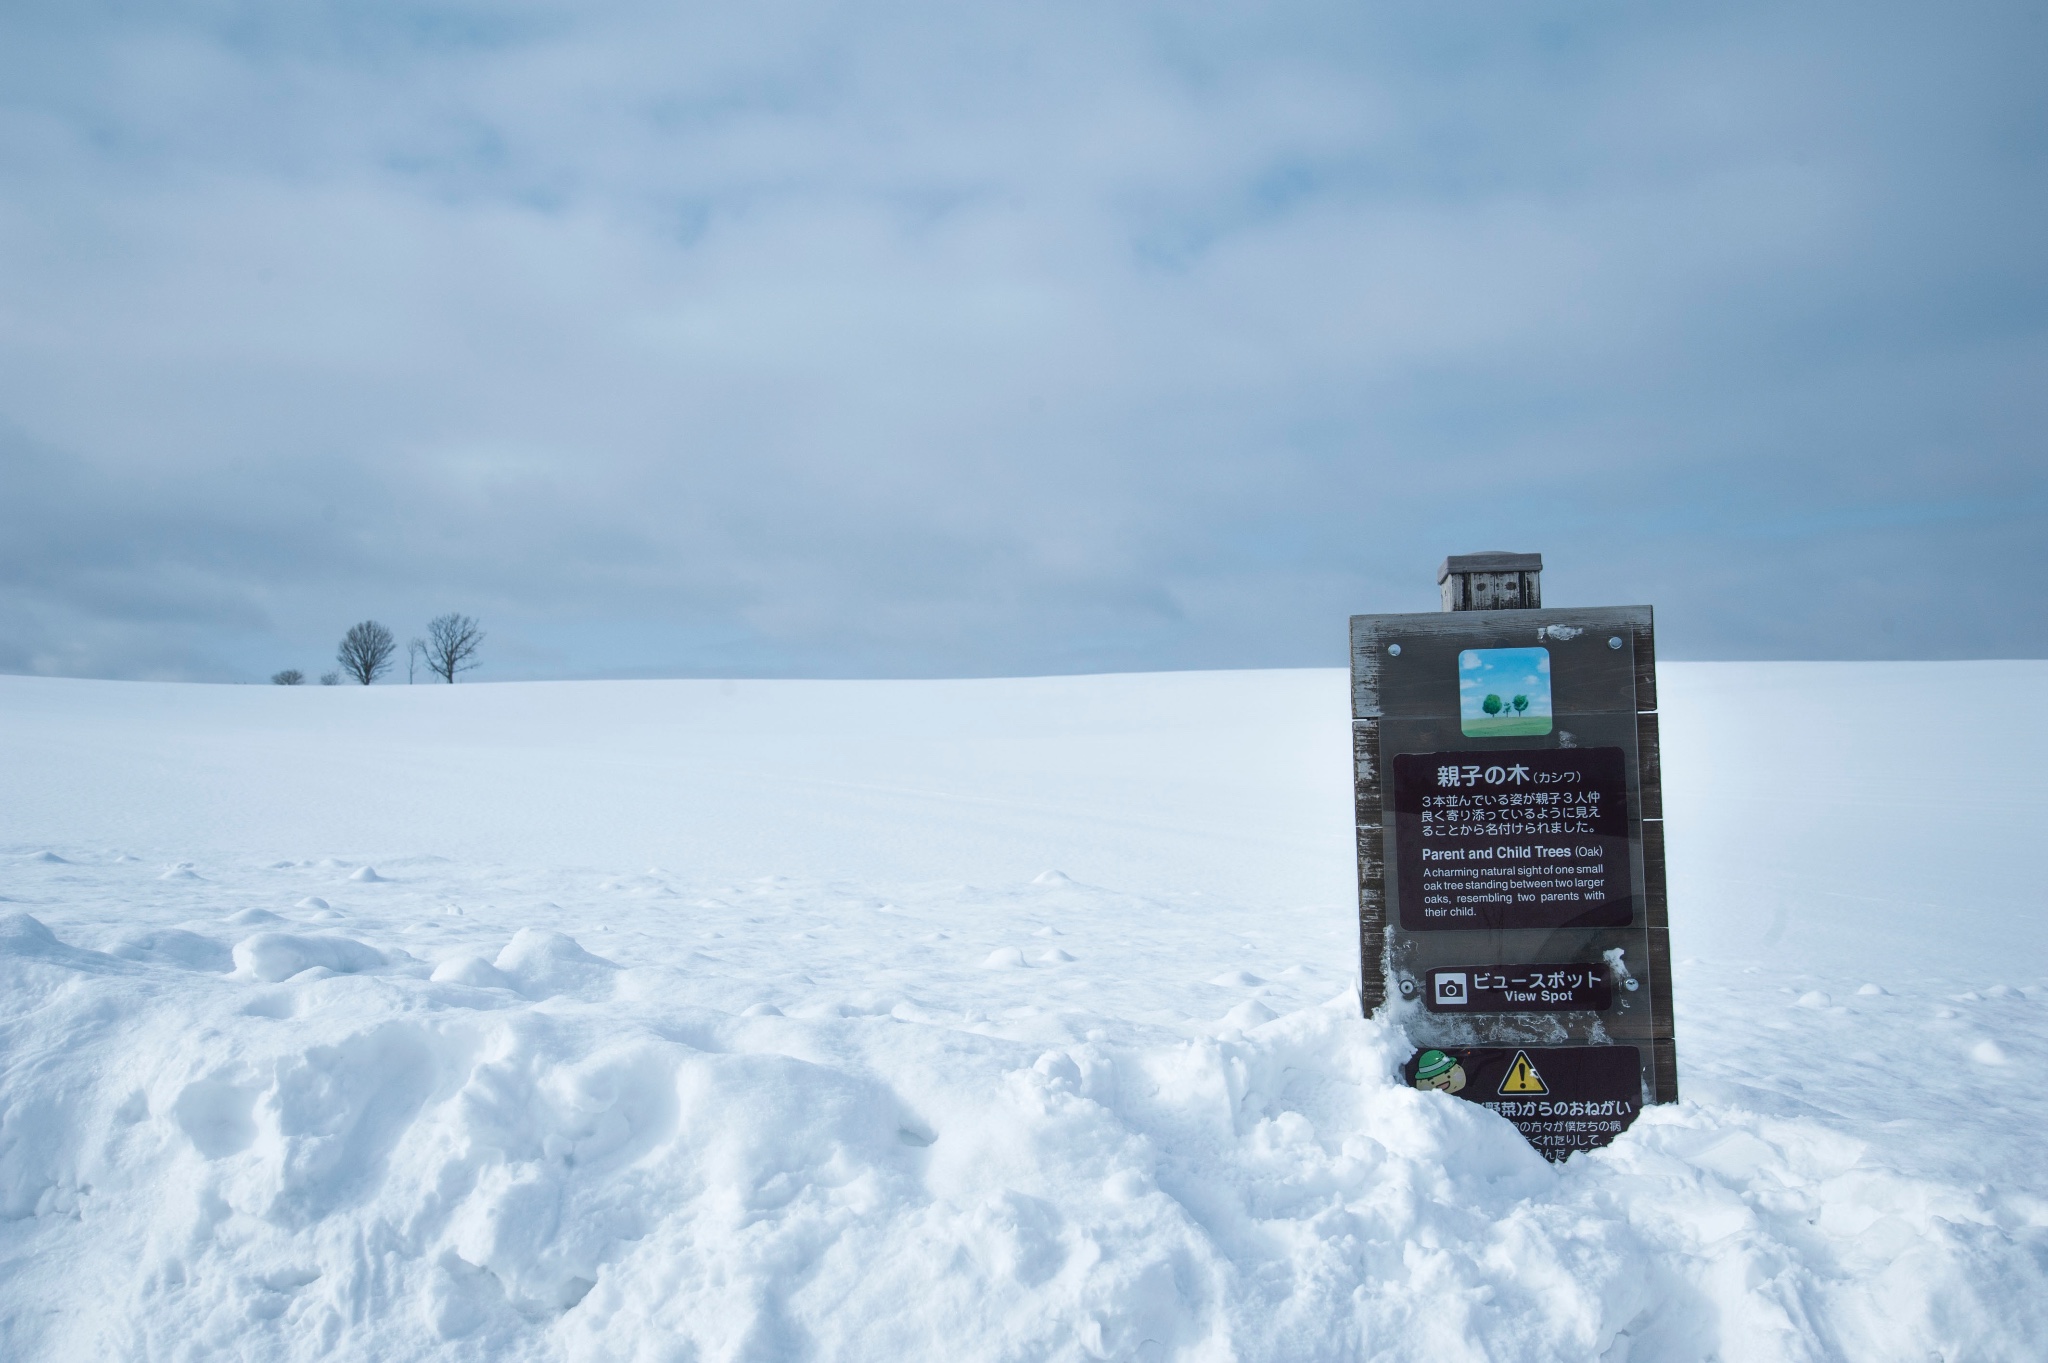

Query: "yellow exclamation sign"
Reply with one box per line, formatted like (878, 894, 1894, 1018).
(1500, 1050, 1549, 1095)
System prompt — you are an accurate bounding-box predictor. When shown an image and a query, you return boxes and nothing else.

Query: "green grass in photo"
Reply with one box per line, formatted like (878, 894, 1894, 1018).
(1459, 714, 1554, 737)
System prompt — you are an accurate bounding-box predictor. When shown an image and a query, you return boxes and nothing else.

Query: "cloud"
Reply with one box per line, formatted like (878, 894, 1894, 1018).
(0, 0, 2042, 679)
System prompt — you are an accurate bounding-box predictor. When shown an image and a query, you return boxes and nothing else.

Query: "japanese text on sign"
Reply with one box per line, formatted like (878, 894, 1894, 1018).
(1392, 747, 1632, 931)
(1433, 763, 1580, 788)
(1420, 789, 1603, 838)
(1427, 964, 1613, 1012)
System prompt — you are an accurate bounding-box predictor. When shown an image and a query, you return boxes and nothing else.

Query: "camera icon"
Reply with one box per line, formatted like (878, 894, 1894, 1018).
(1433, 972, 1469, 1007)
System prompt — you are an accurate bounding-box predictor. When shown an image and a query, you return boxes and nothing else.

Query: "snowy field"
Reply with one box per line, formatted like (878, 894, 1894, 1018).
(2, 662, 2045, 1362)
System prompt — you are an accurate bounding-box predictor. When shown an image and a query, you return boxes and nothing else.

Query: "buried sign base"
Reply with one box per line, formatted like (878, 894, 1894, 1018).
(1404, 1044, 1642, 1160)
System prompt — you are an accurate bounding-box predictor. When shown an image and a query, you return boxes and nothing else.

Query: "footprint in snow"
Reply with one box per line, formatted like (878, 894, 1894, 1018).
(1210, 969, 1265, 988)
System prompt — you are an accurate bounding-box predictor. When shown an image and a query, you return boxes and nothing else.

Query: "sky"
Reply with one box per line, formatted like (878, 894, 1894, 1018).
(1, 0, 2042, 683)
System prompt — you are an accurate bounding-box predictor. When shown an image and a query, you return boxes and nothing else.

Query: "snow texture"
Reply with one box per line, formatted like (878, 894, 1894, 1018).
(1, 664, 2044, 1361)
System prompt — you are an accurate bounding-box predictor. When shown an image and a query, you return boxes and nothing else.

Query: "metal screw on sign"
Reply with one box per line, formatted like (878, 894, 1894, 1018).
(1608, 636, 1623, 649)
(1388, 644, 1401, 656)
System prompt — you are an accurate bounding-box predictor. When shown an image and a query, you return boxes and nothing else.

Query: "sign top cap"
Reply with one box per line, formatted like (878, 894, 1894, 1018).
(1438, 551, 1543, 583)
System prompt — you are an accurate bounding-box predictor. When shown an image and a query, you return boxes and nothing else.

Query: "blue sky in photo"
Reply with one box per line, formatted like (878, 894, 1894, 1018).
(1, 1, 2043, 680)
(1459, 648, 1553, 723)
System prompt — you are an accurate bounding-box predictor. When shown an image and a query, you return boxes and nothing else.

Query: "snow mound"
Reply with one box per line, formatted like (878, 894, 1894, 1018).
(225, 907, 284, 927)
(2, 952, 2039, 1362)
(231, 932, 389, 983)
(109, 929, 233, 973)
(1209, 969, 1265, 987)
(492, 929, 617, 1000)
(0, 912, 61, 953)
(1219, 998, 1278, 1030)
(23, 851, 69, 864)
(349, 866, 384, 882)
(0, 913, 127, 974)
(981, 947, 1028, 969)
(430, 954, 516, 990)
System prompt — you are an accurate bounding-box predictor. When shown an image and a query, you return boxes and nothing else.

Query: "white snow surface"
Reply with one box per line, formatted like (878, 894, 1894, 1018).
(2, 663, 2045, 1362)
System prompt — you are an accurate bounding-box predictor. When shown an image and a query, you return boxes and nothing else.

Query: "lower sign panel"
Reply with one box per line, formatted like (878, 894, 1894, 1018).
(1404, 1044, 1642, 1159)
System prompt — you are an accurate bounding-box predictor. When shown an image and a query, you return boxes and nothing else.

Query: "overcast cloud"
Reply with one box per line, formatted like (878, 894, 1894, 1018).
(1, 0, 2042, 681)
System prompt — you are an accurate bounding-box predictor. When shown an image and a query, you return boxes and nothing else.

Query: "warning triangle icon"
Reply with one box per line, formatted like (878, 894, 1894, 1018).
(1499, 1050, 1549, 1095)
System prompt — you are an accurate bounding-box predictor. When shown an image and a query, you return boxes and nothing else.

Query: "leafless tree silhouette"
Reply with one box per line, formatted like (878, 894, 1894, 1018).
(337, 620, 395, 685)
(320, 672, 340, 686)
(424, 613, 484, 683)
(270, 669, 305, 686)
(407, 637, 425, 683)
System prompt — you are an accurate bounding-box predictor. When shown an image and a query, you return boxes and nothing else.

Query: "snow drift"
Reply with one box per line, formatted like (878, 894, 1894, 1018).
(1, 664, 2044, 1361)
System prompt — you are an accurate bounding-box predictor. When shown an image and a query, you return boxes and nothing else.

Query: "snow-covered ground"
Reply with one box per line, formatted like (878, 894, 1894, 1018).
(1, 663, 2044, 1362)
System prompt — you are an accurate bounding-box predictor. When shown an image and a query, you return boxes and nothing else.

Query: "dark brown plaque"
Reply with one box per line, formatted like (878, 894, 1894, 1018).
(1403, 1044, 1641, 1159)
(1392, 747, 1632, 931)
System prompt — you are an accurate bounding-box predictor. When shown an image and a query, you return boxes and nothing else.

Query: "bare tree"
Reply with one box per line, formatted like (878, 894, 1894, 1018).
(271, 669, 305, 686)
(424, 613, 484, 683)
(337, 620, 396, 685)
(320, 671, 340, 685)
(407, 637, 425, 683)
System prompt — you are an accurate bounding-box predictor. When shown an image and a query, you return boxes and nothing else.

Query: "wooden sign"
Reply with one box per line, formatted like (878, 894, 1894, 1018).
(1351, 576, 1676, 1158)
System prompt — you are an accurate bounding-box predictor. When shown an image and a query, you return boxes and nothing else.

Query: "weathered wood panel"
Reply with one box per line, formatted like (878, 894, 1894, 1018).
(1641, 818, 1669, 931)
(1631, 614, 1658, 712)
(1634, 709, 1664, 823)
(1645, 928, 1674, 1035)
(1651, 1037, 1680, 1105)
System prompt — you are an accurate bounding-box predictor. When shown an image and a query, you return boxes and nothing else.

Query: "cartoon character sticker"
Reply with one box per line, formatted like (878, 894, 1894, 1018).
(1412, 1049, 1467, 1094)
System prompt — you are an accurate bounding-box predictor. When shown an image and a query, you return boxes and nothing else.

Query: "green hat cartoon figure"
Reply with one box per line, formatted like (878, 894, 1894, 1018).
(1414, 1049, 1467, 1094)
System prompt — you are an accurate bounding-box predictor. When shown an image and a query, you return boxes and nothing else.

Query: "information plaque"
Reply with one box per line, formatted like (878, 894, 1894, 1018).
(1401, 1045, 1643, 1160)
(1352, 598, 1677, 1158)
(1391, 746, 1632, 931)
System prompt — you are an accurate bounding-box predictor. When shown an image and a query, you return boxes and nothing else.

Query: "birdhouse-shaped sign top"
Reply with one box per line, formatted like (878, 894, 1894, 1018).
(1438, 552, 1542, 612)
